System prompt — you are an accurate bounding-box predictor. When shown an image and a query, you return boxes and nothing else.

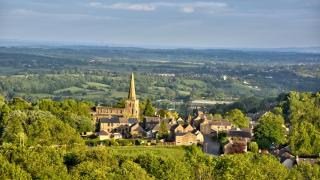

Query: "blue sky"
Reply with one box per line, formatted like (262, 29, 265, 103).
(0, 0, 319, 48)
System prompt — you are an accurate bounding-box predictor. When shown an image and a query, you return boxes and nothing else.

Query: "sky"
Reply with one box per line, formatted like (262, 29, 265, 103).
(0, 0, 319, 48)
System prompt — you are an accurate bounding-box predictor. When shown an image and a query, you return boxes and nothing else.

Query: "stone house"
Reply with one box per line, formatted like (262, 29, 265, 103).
(130, 123, 146, 138)
(100, 117, 138, 138)
(195, 130, 204, 144)
(175, 132, 197, 146)
(224, 130, 253, 154)
(98, 130, 110, 140)
(200, 120, 232, 135)
(144, 116, 161, 130)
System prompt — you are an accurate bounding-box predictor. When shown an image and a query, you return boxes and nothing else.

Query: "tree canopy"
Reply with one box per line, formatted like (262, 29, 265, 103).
(224, 109, 249, 128)
(282, 92, 320, 155)
(254, 112, 286, 149)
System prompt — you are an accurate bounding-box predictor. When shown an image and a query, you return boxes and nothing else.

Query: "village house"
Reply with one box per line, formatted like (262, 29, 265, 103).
(148, 121, 172, 139)
(100, 117, 139, 138)
(224, 129, 252, 154)
(195, 130, 204, 144)
(200, 120, 232, 135)
(227, 129, 252, 143)
(98, 130, 110, 141)
(130, 123, 146, 138)
(144, 116, 161, 130)
(175, 132, 198, 146)
(176, 117, 185, 124)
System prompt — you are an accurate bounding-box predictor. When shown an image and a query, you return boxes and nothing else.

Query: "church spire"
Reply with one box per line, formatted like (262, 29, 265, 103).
(128, 73, 136, 100)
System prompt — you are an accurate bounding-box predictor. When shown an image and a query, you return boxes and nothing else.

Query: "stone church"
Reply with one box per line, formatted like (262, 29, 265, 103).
(92, 73, 140, 121)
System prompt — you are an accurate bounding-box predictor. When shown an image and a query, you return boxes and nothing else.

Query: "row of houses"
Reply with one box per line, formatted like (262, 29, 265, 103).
(97, 116, 204, 146)
(96, 110, 254, 151)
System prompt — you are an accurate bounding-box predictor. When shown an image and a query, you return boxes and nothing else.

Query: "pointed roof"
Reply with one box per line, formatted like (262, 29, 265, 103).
(128, 73, 136, 100)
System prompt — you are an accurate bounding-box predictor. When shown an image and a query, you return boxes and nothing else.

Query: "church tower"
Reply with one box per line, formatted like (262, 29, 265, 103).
(125, 73, 140, 118)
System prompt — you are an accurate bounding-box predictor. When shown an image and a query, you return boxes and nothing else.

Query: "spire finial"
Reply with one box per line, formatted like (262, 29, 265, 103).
(128, 73, 136, 100)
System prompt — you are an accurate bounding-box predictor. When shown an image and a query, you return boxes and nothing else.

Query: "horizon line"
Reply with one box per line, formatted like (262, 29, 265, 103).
(0, 38, 320, 50)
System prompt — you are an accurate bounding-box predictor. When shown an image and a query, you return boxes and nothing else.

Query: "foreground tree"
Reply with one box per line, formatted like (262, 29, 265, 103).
(213, 153, 288, 180)
(287, 163, 320, 180)
(254, 112, 286, 149)
(0, 154, 31, 179)
(282, 92, 320, 155)
(289, 122, 320, 156)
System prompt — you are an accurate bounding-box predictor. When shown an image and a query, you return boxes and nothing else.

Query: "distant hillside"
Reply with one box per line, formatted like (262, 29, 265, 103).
(0, 46, 320, 64)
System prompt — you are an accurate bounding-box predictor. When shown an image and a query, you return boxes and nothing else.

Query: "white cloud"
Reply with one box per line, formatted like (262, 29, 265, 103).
(181, 6, 194, 13)
(110, 3, 155, 11)
(180, 2, 228, 13)
(88, 1, 227, 13)
(88, 2, 102, 8)
(89, 2, 155, 12)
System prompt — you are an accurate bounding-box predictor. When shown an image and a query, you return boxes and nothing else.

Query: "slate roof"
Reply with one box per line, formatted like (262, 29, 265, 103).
(145, 116, 161, 123)
(100, 117, 138, 124)
(170, 124, 180, 131)
(175, 132, 196, 137)
(211, 121, 232, 126)
(282, 159, 294, 169)
(152, 123, 171, 131)
(99, 130, 109, 136)
(131, 123, 146, 133)
(100, 117, 120, 123)
(128, 118, 139, 124)
(228, 130, 252, 138)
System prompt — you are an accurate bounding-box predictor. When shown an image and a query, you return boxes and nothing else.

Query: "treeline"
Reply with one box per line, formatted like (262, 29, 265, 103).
(0, 96, 93, 147)
(0, 144, 320, 179)
(1, 144, 319, 179)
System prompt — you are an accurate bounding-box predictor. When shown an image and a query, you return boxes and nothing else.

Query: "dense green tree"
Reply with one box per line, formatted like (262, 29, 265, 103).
(282, 92, 320, 155)
(143, 99, 156, 116)
(184, 145, 215, 179)
(157, 121, 169, 140)
(224, 109, 249, 128)
(9, 97, 31, 110)
(157, 109, 169, 118)
(1, 111, 27, 146)
(37, 99, 94, 132)
(0, 145, 69, 179)
(113, 98, 126, 108)
(213, 154, 288, 180)
(115, 160, 154, 180)
(284, 92, 320, 128)
(0, 154, 31, 179)
(289, 122, 320, 156)
(135, 154, 192, 180)
(254, 112, 286, 149)
(248, 142, 259, 153)
(212, 113, 223, 120)
(2, 110, 83, 146)
(287, 163, 320, 180)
